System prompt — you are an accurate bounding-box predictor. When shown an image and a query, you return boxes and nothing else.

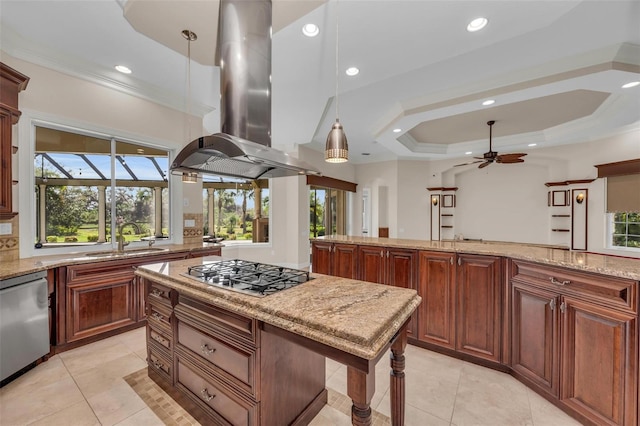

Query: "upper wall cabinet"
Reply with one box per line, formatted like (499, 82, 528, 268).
(0, 63, 29, 219)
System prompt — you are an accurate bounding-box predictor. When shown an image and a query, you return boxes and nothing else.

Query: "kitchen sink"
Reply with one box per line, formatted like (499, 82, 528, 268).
(84, 247, 167, 257)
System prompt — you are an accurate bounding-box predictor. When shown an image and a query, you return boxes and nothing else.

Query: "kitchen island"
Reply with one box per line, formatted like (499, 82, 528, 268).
(135, 256, 421, 426)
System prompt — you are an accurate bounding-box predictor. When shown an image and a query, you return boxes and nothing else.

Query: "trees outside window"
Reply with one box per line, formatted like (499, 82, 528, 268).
(34, 126, 169, 246)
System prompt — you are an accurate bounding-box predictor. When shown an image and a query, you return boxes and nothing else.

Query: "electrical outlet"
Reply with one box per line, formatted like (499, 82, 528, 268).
(184, 219, 195, 227)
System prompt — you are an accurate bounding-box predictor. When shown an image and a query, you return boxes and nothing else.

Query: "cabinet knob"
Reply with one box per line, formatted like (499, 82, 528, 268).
(153, 360, 164, 369)
(151, 288, 162, 297)
(201, 388, 216, 402)
(151, 312, 164, 321)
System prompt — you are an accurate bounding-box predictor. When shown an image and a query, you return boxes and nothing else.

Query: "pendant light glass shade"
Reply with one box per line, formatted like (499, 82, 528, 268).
(325, 119, 348, 163)
(325, 0, 348, 163)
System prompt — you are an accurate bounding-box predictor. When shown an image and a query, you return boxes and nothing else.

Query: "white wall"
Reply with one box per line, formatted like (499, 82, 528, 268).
(350, 128, 640, 257)
(354, 161, 398, 237)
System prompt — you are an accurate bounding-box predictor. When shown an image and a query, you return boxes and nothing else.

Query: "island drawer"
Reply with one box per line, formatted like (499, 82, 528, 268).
(148, 342, 172, 383)
(147, 301, 173, 331)
(510, 260, 637, 313)
(147, 282, 174, 308)
(149, 325, 172, 350)
(176, 295, 257, 345)
(177, 357, 255, 426)
(176, 319, 256, 396)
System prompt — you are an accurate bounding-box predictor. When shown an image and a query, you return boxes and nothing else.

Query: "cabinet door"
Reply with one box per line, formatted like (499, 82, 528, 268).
(66, 275, 136, 343)
(333, 243, 358, 279)
(456, 254, 502, 362)
(417, 251, 456, 349)
(560, 297, 638, 426)
(387, 248, 417, 336)
(0, 112, 13, 217)
(511, 282, 559, 398)
(358, 245, 385, 284)
(311, 242, 333, 275)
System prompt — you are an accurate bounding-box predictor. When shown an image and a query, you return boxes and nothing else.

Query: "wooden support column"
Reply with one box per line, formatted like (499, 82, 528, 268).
(390, 324, 408, 426)
(347, 365, 375, 426)
(97, 186, 106, 242)
(153, 187, 163, 237)
(38, 184, 46, 243)
(207, 188, 214, 234)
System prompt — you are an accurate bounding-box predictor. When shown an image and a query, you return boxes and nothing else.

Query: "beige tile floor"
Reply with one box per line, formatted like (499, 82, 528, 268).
(0, 327, 583, 426)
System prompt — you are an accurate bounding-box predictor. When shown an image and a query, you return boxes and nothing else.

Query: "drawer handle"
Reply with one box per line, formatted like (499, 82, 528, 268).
(151, 288, 163, 297)
(153, 360, 164, 369)
(151, 312, 164, 321)
(201, 343, 216, 356)
(201, 388, 216, 402)
(549, 277, 570, 286)
(153, 334, 168, 345)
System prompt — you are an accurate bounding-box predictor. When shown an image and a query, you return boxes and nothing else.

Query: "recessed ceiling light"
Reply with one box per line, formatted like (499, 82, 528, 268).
(465, 151, 472, 155)
(345, 67, 360, 76)
(467, 17, 488, 32)
(622, 81, 639, 89)
(302, 23, 319, 37)
(528, 143, 537, 147)
(115, 65, 132, 74)
(393, 128, 402, 133)
(482, 99, 495, 106)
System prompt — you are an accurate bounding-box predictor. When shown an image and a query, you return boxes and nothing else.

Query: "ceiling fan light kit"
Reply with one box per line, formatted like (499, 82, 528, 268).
(454, 120, 527, 168)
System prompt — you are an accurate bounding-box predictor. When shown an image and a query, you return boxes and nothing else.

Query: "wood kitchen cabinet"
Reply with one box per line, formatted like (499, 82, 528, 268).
(55, 252, 188, 350)
(455, 253, 503, 363)
(0, 63, 29, 219)
(510, 259, 638, 426)
(358, 245, 418, 336)
(415, 251, 503, 364)
(310, 241, 358, 278)
(417, 250, 456, 349)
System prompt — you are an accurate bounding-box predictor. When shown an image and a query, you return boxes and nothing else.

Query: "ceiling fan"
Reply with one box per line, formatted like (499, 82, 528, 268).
(455, 120, 527, 169)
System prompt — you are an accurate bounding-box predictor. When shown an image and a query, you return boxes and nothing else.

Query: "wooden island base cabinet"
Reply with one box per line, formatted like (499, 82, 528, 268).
(146, 283, 327, 426)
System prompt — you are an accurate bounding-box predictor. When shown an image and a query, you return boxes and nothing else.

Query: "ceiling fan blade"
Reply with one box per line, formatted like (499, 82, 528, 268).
(454, 160, 483, 167)
(496, 153, 527, 163)
(478, 161, 491, 169)
(498, 158, 525, 164)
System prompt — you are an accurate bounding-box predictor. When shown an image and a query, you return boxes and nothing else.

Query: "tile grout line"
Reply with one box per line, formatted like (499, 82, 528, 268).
(57, 354, 105, 426)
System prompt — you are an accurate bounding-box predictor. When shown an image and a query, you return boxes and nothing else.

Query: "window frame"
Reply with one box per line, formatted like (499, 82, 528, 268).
(20, 116, 177, 257)
(607, 212, 640, 252)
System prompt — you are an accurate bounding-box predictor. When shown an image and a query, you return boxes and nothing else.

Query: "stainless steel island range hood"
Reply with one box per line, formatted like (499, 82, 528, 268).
(171, 0, 320, 180)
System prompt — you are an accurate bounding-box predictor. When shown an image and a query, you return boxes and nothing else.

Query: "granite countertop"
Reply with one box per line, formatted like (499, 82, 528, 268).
(0, 243, 224, 280)
(136, 257, 422, 360)
(312, 236, 640, 281)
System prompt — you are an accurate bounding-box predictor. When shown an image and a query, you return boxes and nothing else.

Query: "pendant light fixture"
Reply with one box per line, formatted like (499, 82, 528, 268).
(181, 29, 199, 183)
(325, 0, 348, 163)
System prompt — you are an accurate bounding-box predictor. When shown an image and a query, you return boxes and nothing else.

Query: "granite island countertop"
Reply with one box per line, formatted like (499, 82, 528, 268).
(135, 256, 422, 360)
(0, 242, 224, 280)
(312, 236, 640, 281)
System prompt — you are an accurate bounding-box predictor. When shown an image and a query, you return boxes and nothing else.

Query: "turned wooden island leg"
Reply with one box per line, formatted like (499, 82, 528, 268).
(347, 366, 375, 426)
(390, 325, 408, 426)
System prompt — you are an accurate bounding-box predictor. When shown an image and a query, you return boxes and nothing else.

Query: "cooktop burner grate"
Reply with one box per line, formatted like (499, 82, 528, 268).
(183, 259, 311, 297)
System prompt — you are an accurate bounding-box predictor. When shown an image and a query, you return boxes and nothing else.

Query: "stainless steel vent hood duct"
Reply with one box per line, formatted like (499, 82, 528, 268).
(171, 0, 320, 180)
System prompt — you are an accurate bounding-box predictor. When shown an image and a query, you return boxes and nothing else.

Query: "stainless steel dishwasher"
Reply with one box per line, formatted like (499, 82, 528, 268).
(0, 270, 49, 383)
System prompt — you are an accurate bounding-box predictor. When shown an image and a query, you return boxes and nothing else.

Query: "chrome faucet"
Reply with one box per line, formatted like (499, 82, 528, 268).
(117, 222, 141, 253)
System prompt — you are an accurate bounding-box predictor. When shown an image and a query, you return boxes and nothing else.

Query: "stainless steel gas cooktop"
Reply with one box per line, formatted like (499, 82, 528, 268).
(181, 259, 312, 297)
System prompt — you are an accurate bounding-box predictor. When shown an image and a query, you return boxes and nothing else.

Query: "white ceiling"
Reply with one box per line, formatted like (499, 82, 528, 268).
(1, 0, 639, 164)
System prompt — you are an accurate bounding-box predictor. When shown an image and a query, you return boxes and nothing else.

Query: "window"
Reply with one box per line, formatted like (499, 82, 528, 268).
(610, 212, 640, 249)
(34, 125, 170, 247)
(309, 187, 347, 238)
(202, 177, 269, 242)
